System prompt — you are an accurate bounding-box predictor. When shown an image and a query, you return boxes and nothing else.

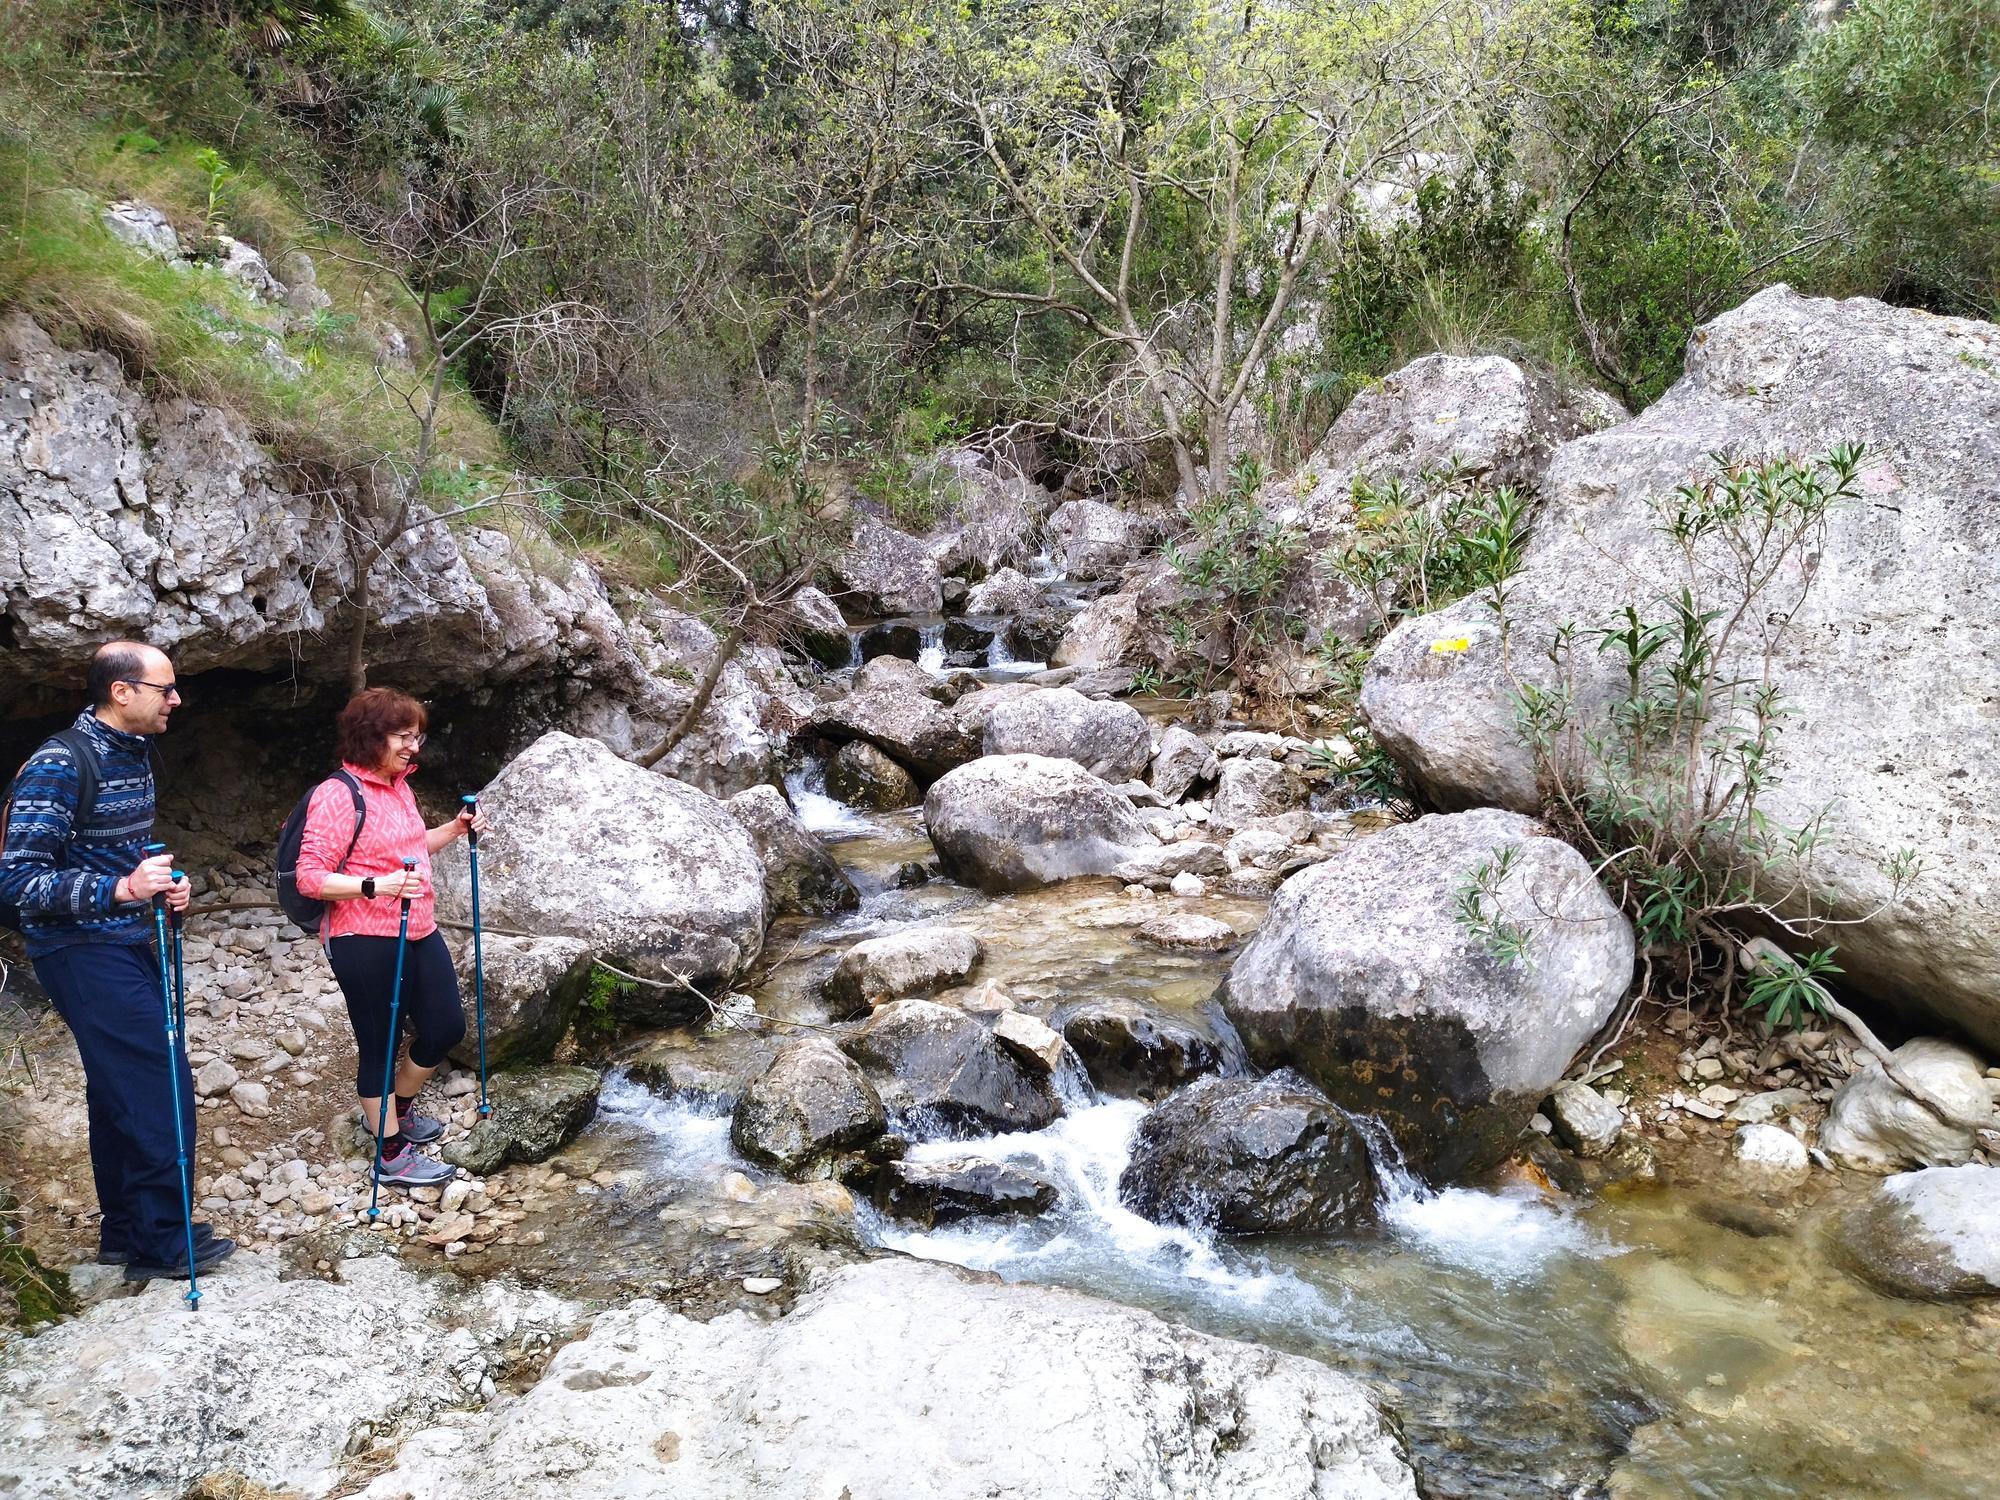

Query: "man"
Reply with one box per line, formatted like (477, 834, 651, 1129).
(0, 642, 234, 1282)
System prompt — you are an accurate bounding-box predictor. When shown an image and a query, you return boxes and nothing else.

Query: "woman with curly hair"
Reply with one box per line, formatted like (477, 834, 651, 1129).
(293, 687, 487, 1188)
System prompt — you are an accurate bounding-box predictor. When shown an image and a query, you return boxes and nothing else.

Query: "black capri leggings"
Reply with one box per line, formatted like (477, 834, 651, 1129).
(327, 931, 466, 1096)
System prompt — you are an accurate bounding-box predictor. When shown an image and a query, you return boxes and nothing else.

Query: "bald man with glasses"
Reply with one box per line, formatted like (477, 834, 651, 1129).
(0, 641, 234, 1283)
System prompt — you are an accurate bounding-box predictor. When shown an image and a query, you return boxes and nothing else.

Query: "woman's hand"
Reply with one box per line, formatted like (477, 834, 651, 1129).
(372, 868, 423, 902)
(455, 806, 492, 839)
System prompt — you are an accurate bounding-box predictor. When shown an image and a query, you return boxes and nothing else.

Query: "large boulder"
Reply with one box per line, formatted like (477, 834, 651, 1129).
(446, 933, 593, 1071)
(1358, 288, 2000, 1046)
(1207, 757, 1308, 830)
(1818, 1038, 1994, 1171)
(841, 999, 1062, 1137)
(781, 585, 854, 668)
(442, 1065, 602, 1175)
(980, 686, 1154, 782)
(924, 448, 1059, 579)
(1835, 1164, 2000, 1300)
(1057, 999, 1226, 1100)
(809, 689, 981, 783)
(1149, 726, 1217, 803)
(433, 733, 767, 1025)
(831, 517, 943, 616)
(1052, 590, 1140, 668)
(963, 565, 1045, 617)
(725, 784, 860, 918)
(730, 1038, 886, 1175)
(1118, 1071, 1379, 1234)
(924, 755, 1157, 894)
(825, 739, 920, 809)
(1221, 809, 1635, 1177)
(823, 927, 985, 1019)
(365, 1258, 1420, 1500)
(1045, 498, 1161, 581)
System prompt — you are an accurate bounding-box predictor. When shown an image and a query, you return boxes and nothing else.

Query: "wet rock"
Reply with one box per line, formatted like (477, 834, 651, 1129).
(1119, 1071, 1377, 1233)
(726, 784, 861, 917)
(1051, 590, 1139, 669)
(1546, 1081, 1623, 1158)
(981, 687, 1153, 782)
(857, 621, 922, 663)
(1356, 289, 2000, 1048)
(1133, 914, 1237, 952)
(854, 653, 936, 697)
(366, 1258, 1419, 1500)
(447, 933, 593, 1071)
(1148, 726, 1217, 804)
(1729, 1123, 1809, 1189)
(1045, 497, 1162, 581)
(622, 1028, 783, 1113)
(1221, 809, 1634, 1177)
(1836, 1164, 2000, 1300)
(943, 619, 996, 656)
(1057, 1000, 1224, 1100)
(433, 733, 765, 1025)
(962, 566, 1042, 617)
(841, 1000, 1061, 1137)
(990, 1011, 1068, 1076)
(782, 585, 853, 668)
(925, 754, 1156, 894)
(823, 927, 985, 1020)
(826, 740, 920, 809)
(1208, 757, 1308, 830)
(1820, 1038, 1993, 1171)
(872, 1159, 1058, 1227)
(832, 517, 943, 617)
(810, 690, 981, 783)
(731, 1039, 886, 1176)
(443, 1065, 602, 1175)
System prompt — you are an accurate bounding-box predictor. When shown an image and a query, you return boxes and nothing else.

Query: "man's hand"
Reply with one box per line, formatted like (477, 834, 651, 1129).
(125, 853, 176, 902)
(166, 873, 191, 913)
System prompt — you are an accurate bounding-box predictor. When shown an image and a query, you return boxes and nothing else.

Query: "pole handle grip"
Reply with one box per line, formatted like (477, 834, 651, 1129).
(400, 856, 417, 908)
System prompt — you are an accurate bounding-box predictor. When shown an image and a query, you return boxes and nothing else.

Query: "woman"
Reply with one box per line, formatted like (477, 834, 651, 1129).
(294, 687, 486, 1189)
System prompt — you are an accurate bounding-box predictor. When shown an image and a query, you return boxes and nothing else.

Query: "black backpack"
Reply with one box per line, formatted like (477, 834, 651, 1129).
(275, 771, 366, 931)
(1, 728, 104, 933)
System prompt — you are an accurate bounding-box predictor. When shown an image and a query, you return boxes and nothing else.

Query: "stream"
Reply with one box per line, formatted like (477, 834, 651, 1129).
(553, 775, 1995, 1498)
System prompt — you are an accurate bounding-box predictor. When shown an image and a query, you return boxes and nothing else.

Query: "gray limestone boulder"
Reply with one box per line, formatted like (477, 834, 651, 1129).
(924, 447, 1059, 579)
(1819, 1038, 1994, 1171)
(963, 565, 1045, 617)
(831, 517, 943, 616)
(1358, 288, 2000, 1047)
(1045, 497, 1162, 581)
(783, 585, 854, 668)
(841, 999, 1062, 1137)
(442, 1065, 602, 1175)
(730, 1038, 886, 1175)
(1119, 1071, 1379, 1234)
(825, 739, 920, 809)
(1052, 590, 1140, 668)
(823, 927, 985, 1020)
(1221, 809, 1635, 1177)
(1056, 999, 1226, 1100)
(924, 755, 1157, 894)
(365, 1258, 1420, 1500)
(446, 932, 594, 1071)
(725, 784, 860, 918)
(981, 686, 1153, 782)
(1149, 726, 1218, 803)
(809, 689, 981, 783)
(853, 654, 939, 697)
(872, 1158, 1059, 1227)
(433, 733, 766, 1025)
(1207, 757, 1309, 830)
(1836, 1164, 2000, 1300)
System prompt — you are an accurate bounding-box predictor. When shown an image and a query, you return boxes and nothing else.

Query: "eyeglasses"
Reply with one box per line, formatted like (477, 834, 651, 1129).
(119, 679, 182, 701)
(389, 730, 427, 747)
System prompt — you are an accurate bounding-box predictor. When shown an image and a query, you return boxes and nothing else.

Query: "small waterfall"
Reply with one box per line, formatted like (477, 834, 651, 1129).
(917, 622, 946, 674)
(783, 756, 878, 836)
(984, 627, 1044, 675)
(845, 631, 863, 671)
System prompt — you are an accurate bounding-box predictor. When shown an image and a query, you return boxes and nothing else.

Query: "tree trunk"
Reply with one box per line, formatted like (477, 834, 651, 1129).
(635, 623, 748, 770)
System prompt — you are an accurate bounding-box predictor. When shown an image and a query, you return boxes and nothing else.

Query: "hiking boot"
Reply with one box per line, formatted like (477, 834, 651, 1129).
(100, 1221, 218, 1266)
(376, 1142, 454, 1188)
(396, 1102, 446, 1145)
(123, 1235, 237, 1283)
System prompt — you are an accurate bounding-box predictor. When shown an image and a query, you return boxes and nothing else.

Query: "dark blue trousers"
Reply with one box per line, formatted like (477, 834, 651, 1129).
(32, 941, 196, 1265)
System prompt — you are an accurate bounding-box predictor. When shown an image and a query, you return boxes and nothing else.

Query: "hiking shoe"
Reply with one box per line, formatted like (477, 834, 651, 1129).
(123, 1235, 236, 1283)
(100, 1221, 218, 1265)
(396, 1104, 446, 1145)
(376, 1143, 454, 1188)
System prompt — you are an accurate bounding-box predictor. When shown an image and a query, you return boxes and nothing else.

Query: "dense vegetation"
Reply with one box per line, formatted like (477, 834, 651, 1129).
(0, 0, 1993, 597)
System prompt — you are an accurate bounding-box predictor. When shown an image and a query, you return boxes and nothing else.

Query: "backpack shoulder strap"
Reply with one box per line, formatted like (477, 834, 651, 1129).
(48, 728, 101, 824)
(329, 769, 367, 874)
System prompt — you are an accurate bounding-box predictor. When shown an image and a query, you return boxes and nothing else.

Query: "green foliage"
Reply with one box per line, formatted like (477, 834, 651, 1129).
(581, 964, 635, 1035)
(1157, 455, 1304, 687)
(1455, 846, 1535, 968)
(1743, 945, 1841, 1030)
(1497, 446, 1920, 1009)
(1324, 468, 1533, 634)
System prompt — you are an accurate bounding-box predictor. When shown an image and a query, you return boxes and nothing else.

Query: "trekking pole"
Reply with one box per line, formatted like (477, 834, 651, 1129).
(143, 843, 201, 1312)
(366, 858, 419, 1223)
(168, 870, 187, 1039)
(463, 795, 490, 1119)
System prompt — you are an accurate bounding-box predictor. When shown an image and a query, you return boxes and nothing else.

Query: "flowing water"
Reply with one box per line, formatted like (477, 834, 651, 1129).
(566, 796, 1998, 1497)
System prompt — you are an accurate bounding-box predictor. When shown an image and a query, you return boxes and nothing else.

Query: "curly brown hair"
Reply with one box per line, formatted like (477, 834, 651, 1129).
(336, 687, 428, 769)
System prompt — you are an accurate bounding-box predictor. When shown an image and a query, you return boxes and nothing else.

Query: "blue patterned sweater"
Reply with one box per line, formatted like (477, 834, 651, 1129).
(0, 711, 157, 957)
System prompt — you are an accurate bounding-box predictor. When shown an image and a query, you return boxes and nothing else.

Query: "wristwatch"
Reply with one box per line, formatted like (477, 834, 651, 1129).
(361, 877, 376, 899)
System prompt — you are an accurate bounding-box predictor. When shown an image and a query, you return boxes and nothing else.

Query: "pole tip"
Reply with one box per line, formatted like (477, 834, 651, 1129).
(479, 1104, 492, 1118)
